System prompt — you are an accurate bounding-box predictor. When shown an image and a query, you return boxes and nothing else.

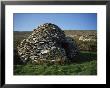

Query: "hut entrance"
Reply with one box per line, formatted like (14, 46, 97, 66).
(61, 42, 69, 58)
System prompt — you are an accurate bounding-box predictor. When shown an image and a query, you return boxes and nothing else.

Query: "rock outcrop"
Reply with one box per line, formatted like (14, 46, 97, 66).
(17, 23, 79, 64)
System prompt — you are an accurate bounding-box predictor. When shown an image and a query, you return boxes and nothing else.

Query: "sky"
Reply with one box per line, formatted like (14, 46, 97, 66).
(13, 13, 97, 31)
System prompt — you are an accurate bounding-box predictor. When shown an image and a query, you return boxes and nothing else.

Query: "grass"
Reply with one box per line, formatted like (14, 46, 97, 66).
(14, 51, 97, 75)
(14, 31, 97, 75)
(14, 60, 97, 75)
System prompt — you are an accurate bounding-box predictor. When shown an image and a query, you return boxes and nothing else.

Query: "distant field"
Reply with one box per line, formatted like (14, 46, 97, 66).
(64, 30, 96, 36)
(14, 30, 97, 51)
(14, 30, 96, 40)
(14, 30, 97, 75)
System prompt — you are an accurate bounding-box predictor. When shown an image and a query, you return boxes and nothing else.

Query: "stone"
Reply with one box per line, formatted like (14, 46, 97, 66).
(17, 23, 79, 64)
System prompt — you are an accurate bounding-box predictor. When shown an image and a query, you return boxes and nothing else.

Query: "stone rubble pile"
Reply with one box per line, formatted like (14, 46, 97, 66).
(17, 23, 79, 64)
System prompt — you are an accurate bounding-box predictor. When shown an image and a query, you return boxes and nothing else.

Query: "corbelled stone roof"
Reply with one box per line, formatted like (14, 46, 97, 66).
(17, 23, 79, 64)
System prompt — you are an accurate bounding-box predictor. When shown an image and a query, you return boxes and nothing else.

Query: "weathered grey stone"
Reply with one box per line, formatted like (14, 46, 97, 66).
(17, 23, 79, 64)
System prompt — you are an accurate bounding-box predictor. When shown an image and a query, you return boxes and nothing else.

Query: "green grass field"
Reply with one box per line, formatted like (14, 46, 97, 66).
(14, 31, 97, 75)
(14, 51, 97, 75)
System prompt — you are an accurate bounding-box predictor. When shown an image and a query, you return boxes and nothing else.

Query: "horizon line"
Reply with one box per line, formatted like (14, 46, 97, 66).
(14, 29, 97, 32)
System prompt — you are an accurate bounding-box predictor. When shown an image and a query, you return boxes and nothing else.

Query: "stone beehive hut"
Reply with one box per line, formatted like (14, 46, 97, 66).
(17, 23, 79, 64)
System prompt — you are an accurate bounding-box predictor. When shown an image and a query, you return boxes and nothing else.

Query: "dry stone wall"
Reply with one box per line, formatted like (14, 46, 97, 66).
(17, 23, 79, 64)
